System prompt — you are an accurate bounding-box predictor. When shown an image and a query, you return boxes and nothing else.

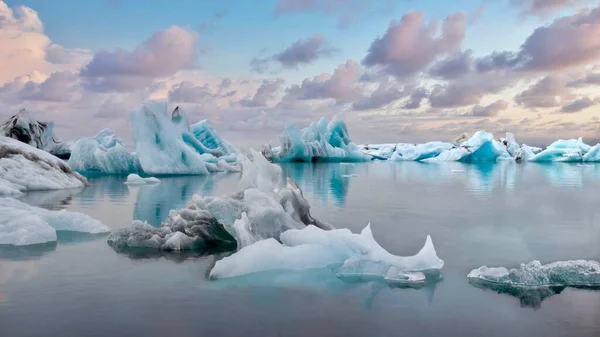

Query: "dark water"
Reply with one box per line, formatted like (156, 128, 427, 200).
(1, 162, 600, 337)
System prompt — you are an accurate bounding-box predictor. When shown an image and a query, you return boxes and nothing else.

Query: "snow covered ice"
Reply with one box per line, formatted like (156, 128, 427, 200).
(0, 136, 87, 194)
(124, 174, 161, 185)
(209, 224, 443, 286)
(263, 117, 371, 163)
(0, 197, 109, 246)
(468, 260, 600, 307)
(131, 102, 240, 175)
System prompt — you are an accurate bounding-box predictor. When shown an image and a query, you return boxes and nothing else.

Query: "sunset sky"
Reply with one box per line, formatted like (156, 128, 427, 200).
(1, 0, 599, 148)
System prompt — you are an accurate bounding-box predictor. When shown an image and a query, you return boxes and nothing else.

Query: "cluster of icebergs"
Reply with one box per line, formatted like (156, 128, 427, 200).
(360, 131, 600, 163)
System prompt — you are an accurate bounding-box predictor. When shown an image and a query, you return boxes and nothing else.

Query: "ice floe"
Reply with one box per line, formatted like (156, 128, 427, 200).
(124, 174, 161, 185)
(0, 197, 109, 246)
(0, 136, 87, 194)
(263, 117, 371, 163)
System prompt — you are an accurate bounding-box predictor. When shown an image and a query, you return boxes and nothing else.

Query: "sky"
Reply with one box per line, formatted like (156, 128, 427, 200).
(0, 0, 599, 149)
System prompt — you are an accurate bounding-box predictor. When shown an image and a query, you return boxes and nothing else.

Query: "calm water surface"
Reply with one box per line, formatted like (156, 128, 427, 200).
(1, 162, 600, 337)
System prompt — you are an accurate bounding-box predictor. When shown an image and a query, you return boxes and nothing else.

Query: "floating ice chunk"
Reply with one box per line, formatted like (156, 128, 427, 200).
(124, 174, 161, 185)
(529, 148, 583, 162)
(547, 138, 591, 153)
(0, 136, 87, 193)
(1, 109, 71, 159)
(391, 142, 453, 161)
(501, 132, 520, 157)
(468, 260, 600, 287)
(239, 149, 282, 193)
(583, 144, 600, 162)
(0, 197, 109, 246)
(68, 136, 141, 174)
(210, 224, 443, 282)
(267, 117, 371, 162)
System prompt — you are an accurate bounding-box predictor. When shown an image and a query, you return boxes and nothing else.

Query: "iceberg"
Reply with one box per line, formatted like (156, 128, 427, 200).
(264, 117, 371, 163)
(467, 260, 600, 307)
(108, 150, 331, 251)
(0, 197, 109, 246)
(0, 136, 87, 194)
(190, 120, 240, 157)
(68, 129, 142, 174)
(209, 224, 443, 284)
(390, 142, 454, 161)
(1, 109, 71, 159)
(124, 174, 160, 185)
(582, 144, 600, 162)
(130, 102, 240, 175)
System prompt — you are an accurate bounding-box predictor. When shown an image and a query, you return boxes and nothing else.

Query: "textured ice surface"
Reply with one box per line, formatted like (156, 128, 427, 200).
(209, 224, 443, 283)
(131, 102, 239, 175)
(191, 120, 239, 157)
(124, 174, 161, 185)
(109, 151, 329, 251)
(1, 109, 71, 159)
(390, 142, 454, 161)
(68, 130, 141, 173)
(0, 197, 109, 246)
(265, 117, 371, 162)
(583, 144, 600, 162)
(0, 136, 87, 194)
(468, 260, 600, 287)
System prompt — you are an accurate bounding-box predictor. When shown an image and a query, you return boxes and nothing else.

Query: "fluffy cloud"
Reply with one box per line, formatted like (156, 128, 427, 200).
(351, 81, 408, 111)
(468, 99, 509, 117)
(429, 71, 516, 108)
(515, 76, 573, 109)
(240, 79, 285, 107)
(251, 34, 335, 73)
(363, 11, 467, 77)
(403, 87, 429, 109)
(428, 50, 474, 79)
(560, 96, 598, 112)
(511, 0, 593, 16)
(81, 25, 199, 92)
(567, 72, 600, 87)
(0, 1, 90, 84)
(168, 81, 214, 103)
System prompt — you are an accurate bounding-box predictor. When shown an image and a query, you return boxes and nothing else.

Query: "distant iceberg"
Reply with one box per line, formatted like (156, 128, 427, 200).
(108, 150, 331, 251)
(361, 131, 600, 163)
(468, 260, 600, 307)
(1, 109, 72, 159)
(0, 197, 109, 246)
(131, 102, 240, 175)
(263, 117, 371, 163)
(0, 136, 87, 195)
(210, 224, 443, 286)
(124, 174, 160, 185)
(68, 129, 142, 174)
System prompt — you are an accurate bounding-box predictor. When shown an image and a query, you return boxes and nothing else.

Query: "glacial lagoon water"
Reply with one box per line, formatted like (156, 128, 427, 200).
(1, 161, 600, 337)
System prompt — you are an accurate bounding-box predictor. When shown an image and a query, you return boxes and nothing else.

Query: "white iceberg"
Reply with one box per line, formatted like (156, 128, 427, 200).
(131, 102, 240, 175)
(468, 260, 600, 287)
(0, 197, 109, 246)
(108, 150, 331, 251)
(0, 136, 87, 194)
(124, 174, 161, 185)
(264, 117, 371, 163)
(209, 224, 443, 283)
(1, 109, 71, 159)
(68, 130, 142, 174)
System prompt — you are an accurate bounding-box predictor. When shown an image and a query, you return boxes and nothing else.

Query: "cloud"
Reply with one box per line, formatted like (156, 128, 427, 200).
(515, 76, 573, 109)
(429, 70, 516, 108)
(560, 96, 598, 112)
(511, 0, 593, 16)
(168, 81, 214, 103)
(351, 81, 408, 111)
(240, 79, 285, 107)
(362, 11, 467, 77)
(81, 25, 199, 92)
(0, 1, 90, 85)
(251, 34, 335, 73)
(567, 72, 600, 87)
(468, 99, 509, 117)
(19, 71, 79, 102)
(403, 87, 429, 109)
(428, 50, 474, 80)
(283, 60, 363, 102)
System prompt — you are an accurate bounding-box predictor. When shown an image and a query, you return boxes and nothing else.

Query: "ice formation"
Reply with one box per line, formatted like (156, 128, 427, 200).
(467, 260, 600, 308)
(131, 102, 240, 175)
(124, 174, 161, 185)
(263, 117, 371, 163)
(360, 131, 600, 163)
(0, 136, 87, 194)
(1, 109, 71, 159)
(108, 150, 331, 251)
(0, 197, 109, 246)
(209, 224, 443, 286)
(191, 120, 240, 156)
(68, 129, 142, 174)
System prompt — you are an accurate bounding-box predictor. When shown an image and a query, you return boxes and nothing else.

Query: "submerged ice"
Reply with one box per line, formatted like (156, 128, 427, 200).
(264, 117, 371, 163)
(0, 197, 109, 246)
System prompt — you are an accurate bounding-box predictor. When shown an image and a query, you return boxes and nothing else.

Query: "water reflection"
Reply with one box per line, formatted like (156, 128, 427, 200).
(109, 245, 235, 263)
(16, 188, 84, 210)
(78, 175, 131, 204)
